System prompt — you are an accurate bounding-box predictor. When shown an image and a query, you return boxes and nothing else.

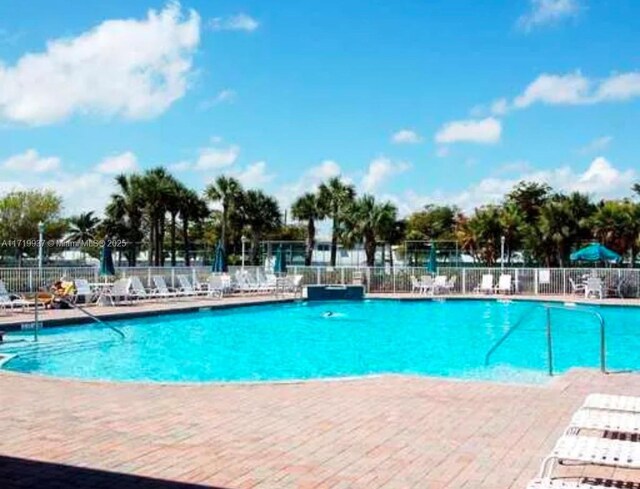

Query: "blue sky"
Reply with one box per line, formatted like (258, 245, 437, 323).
(0, 0, 639, 218)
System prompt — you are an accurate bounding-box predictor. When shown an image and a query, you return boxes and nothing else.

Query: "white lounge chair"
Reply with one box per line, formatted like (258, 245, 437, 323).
(496, 274, 513, 294)
(566, 408, 640, 436)
(432, 275, 448, 294)
(527, 478, 628, 488)
(585, 277, 604, 299)
(0, 280, 32, 313)
(539, 435, 640, 478)
(207, 275, 224, 298)
(177, 275, 207, 297)
(151, 276, 179, 299)
(103, 278, 133, 306)
(129, 276, 156, 301)
(410, 276, 424, 294)
(72, 279, 96, 304)
(568, 278, 586, 296)
(234, 271, 258, 293)
(476, 274, 494, 294)
(582, 393, 640, 414)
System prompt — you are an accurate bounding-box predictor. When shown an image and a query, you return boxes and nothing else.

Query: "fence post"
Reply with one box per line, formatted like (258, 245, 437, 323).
(29, 269, 33, 292)
(317, 267, 321, 285)
(341, 267, 345, 285)
(562, 269, 567, 295)
(534, 270, 539, 295)
(462, 269, 466, 294)
(147, 268, 152, 288)
(171, 268, 176, 288)
(393, 268, 396, 294)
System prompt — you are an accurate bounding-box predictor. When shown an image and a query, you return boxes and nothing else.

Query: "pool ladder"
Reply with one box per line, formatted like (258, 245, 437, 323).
(484, 304, 606, 376)
(60, 299, 126, 340)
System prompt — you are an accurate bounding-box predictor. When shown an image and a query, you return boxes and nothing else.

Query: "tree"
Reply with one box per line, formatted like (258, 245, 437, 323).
(589, 200, 640, 267)
(66, 211, 100, 263)
(239, 190, 282, 265)
(178, 189, 209, 266)
(318, 177, 355, 267)
(291, 192, 325, 266)
(406, 205, 458, 241)
(464, 206, 503, 265)
(204, 176, 243, 250)
(0, 190, 66, 266)
(341, 195, 397, 267)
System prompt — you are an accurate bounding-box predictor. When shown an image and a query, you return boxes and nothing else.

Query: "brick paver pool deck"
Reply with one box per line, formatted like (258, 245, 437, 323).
(1, 295, 640, 488)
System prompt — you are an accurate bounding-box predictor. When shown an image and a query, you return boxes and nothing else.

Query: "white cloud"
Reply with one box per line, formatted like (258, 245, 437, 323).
(95, 151, 138, 174)
(168, 160, 192, 172)
(435, 117, 502, 145)
(361, 157, 410, 192)
(578, 136, 613, 155)
(518, 0, 581, 31)
(275, 160, 343, 211)
(0, 3, 200, 126)
(513, 71, 640, 109)
(199, 89, 237, 110)
(391, 129, 423, 144)
(490, 98, 509, 116)
(195, 144, 240, 171)
(495, 160, 532, 175)
(2, 149, 61, 172)
(209, 13, 259, 32)
(233, 161, 274, 188)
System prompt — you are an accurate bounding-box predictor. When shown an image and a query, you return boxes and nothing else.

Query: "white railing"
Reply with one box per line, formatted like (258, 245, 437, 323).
(1, 265, 639, 297)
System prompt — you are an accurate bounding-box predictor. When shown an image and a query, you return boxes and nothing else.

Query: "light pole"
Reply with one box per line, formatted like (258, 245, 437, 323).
(500, 235, 506, 272)
(241, 235, 247, 270)
(38, 221, 45, 270)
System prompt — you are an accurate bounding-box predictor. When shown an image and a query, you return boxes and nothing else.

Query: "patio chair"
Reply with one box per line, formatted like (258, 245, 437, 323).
(410, 276, 424, 294)
(0, 280, 32, 313)
(152, 276, 180, 299)
(177, 275, 207, 297)
(527, 478, 631, 488)
(495, 274, 513, 295)
(234, 271, 258, 293)
(72, 279, 96, 304)
(538, 435, 640, 478)
(432, 275, 448, 294)
(129, 276, 157, 301)
(582, 393, 640, 414)
(103, 278, 133, 306)
(585, 277, 604, 299)
(445, 276, 457, 293)
(476, 274, 494, 294)
(207, 275, 224, 298)
(568, 278, 586, 296)
(565, 408, 640, 436)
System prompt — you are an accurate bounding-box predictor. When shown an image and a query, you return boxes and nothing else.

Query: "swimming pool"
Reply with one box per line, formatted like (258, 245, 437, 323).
(1, 299, 638, 383)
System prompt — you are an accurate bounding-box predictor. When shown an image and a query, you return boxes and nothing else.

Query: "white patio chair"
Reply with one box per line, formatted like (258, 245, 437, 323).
(568, 278, 586, 296)
(177, 275, 206, 297)
(538, 435, 640, 478)
(72, 279, 96, 304)
(527, 478, 628, 488)
(151, 276, 180, 299)
(0, 279, 32, 313)
(476, 274, 494, 294)
(566, 408, 640, 436)
(432, 275, 448, 295)
(496, 274, 513, 294)
(410, 276, 423, 294)
(444, 275, 457, 293)
(129, 276, 156, 301)
(585, 278, 604, 299)
(103, 278, 133, 306)
(582, 393, 640, 414)
(207, 275, 224, 298)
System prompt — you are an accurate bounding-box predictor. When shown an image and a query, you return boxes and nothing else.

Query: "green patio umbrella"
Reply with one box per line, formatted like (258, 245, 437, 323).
(211, 241, 228, 273)
(99, 242, 116, 277)
(570, 243, 621, 263)
(274, 245, 287, 274)
(426, 241, 437, 274)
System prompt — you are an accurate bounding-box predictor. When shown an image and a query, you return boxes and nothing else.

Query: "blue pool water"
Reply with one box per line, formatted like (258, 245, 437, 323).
(1, 299, 639, 383)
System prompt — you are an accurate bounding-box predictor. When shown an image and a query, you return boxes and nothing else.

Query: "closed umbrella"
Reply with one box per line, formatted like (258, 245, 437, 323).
(274, 245, 287, 274)
(99, 242, 116, 277)
(570, 243, 621, 263)
(426, 241, 437, 274)
(211, 241, 228, 273)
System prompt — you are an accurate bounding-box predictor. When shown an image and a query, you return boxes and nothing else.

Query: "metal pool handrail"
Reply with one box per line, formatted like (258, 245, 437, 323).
(60, 299, 126, 340)
(484, 303, 606, 376)
(484, 304, 539, 367)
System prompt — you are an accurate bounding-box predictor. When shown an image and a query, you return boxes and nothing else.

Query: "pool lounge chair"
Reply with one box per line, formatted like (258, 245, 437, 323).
(129, 276, 158, 301)
(495, 274, 513, 294)
(565, 408, 640, 436)
(207, 275, 224, 298)
(584, 278, 604, 299)
(538, 435, 640, 478)
(103, 278, 133, 306)
(476, 274, 494, 294)
(0, 280, 32, 313)
(234, 271, 259, 294)
(527, 478, 632, 488)
(72, 279, 96, 304)
(177, 275, 208, 297)
(582, 393, 640, 414)
(151, 276, 181, 299)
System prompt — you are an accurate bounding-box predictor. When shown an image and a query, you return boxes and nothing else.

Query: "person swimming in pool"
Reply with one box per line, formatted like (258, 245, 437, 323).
(323, 311, 334, 318)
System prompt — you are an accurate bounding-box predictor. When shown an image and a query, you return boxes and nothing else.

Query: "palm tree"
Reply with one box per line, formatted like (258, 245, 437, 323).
(179, 189, 209, 266)
(66, 211, 101, 263)
(341, 195, 397, 267)
(318, 177, 355, 267)
(291, 192, 325, 266)
(204, 176, 243, 250)
(589, 200, 640, 266)
(239, 190, 282, 264)
(139, 168, 175, 266)
(105, 173, 145, 266)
